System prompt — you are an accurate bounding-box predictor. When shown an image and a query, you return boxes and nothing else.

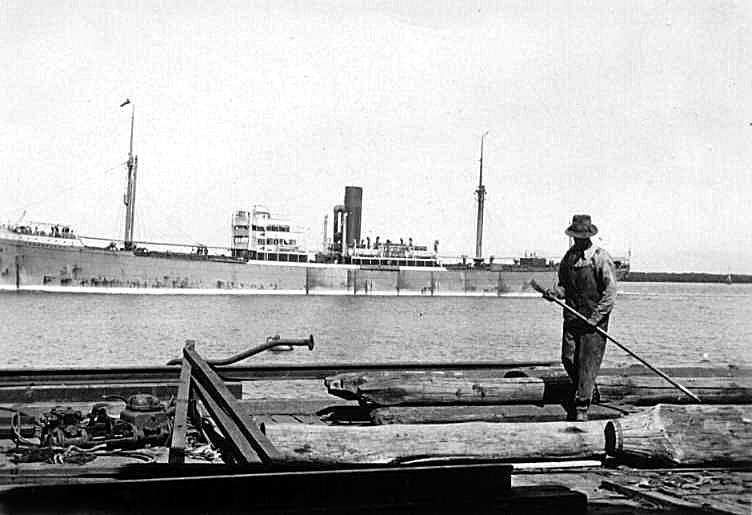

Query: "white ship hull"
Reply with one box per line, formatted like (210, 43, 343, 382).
(0, 232, 564, 296)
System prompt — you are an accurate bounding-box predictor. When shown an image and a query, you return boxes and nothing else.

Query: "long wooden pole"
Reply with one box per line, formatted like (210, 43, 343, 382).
(529, 279, 701, 403)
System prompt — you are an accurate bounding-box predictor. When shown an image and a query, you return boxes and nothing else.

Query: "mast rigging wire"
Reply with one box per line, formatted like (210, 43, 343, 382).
(1, 161, 127, 218)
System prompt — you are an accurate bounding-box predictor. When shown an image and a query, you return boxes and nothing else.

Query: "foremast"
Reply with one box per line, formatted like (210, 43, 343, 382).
(121, 99, 138, 250)
(474, 131, 488, 264)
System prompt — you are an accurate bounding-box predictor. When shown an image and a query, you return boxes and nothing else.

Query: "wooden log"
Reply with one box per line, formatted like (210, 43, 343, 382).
(335, 372, 752, 407)
(605, 404, 752, 465)
(262, 420, 608, 464)
(594, 366, 752, 378)
(324, 369, 536, 400)
(326, 367, 752, 401)
(370, 404, 624, 425)
(595, 376, 752, 404)
(356, 376, 548, 406)
(532, 373, 752, 404)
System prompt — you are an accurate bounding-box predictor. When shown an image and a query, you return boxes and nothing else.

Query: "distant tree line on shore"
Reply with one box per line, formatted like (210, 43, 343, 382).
(622, 272, 752, 283)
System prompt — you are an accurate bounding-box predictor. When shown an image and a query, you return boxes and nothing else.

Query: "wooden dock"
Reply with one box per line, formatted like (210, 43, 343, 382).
(0, 349, 749, 514)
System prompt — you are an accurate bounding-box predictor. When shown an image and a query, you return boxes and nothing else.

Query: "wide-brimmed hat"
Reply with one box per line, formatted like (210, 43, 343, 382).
(565, 214, 598, 238)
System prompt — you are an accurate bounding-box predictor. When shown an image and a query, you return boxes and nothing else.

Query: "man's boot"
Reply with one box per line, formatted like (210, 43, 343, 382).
(562, 400, 577, 421)
(591, 383, 601, 404)
(573, 399, 590, 422)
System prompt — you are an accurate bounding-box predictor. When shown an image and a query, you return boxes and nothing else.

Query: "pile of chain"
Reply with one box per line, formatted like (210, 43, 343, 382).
(10, 445, 97, 465)
(9, 443, 157, 465)
(183, 427, 223, 463)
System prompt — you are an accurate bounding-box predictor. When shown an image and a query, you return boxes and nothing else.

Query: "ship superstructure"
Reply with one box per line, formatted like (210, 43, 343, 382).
(232, 207, 308, 262)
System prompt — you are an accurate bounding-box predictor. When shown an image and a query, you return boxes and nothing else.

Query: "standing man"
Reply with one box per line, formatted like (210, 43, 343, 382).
(545, 215, 617, 421)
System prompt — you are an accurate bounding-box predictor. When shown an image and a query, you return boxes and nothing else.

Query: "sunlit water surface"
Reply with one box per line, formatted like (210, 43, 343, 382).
(1, 282, 749, 371)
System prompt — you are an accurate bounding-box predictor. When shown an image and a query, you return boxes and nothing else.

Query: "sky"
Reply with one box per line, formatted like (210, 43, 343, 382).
(2, 1, 751, 273)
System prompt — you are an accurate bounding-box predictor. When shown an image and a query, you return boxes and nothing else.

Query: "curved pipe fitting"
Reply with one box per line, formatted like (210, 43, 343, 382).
(166, 335, 315, 366)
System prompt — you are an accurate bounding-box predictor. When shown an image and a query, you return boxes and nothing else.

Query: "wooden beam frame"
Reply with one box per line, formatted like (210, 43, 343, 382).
(182, 343, 282, 464)
(168, 354, 192, 464)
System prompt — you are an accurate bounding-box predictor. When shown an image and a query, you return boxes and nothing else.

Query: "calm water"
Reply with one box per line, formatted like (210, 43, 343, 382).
(1, 282, 750, 370)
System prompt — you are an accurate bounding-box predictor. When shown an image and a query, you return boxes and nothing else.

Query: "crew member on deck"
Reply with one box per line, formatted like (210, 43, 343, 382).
(545, 215, 617, 421)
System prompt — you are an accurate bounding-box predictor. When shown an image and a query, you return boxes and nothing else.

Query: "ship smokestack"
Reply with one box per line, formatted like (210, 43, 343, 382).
(344, 186, 362, 248)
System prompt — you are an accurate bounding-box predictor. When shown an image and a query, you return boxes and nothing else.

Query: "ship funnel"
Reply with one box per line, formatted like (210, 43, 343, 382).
(344, 186, 362, 248)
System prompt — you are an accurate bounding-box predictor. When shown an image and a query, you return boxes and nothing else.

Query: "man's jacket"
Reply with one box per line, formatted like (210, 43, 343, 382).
(552, 244, 617, 327)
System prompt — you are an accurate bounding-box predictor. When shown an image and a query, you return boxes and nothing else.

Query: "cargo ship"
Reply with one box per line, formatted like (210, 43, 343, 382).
(0, 106, 628, 295)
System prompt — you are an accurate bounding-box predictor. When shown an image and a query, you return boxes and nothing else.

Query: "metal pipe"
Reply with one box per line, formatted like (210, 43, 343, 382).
(322, 214, 328, 251)
(341, 212, 347, 258)
(165, 335, 315, 366)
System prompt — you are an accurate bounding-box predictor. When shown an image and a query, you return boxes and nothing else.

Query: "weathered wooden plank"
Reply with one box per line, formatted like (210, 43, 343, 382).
(600, 480, 729, 513)
(238, 399, 354, 416)
(168, 358, 192, 464)
(370, 404, 623, 425)
(605, 404, 752, 465)
(263, 420, 608, 464)
(601, 476, 752, 515)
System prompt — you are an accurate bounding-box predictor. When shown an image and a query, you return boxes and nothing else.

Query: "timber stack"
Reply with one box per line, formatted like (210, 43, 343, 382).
(302, 364, 752, 464)
(0, 339, 750, 513)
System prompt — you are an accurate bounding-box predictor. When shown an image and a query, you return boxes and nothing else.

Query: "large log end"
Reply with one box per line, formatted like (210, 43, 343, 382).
(604, 404, 752, 466)
(604, 419, 622, 457)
